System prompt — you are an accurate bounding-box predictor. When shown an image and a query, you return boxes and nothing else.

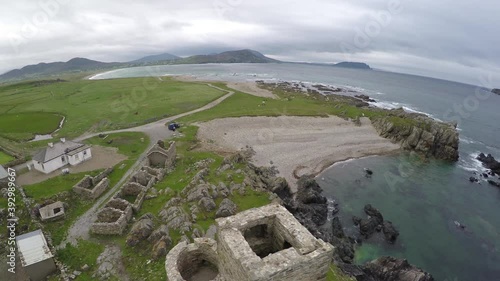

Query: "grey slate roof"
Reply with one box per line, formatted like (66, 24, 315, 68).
(32, 140, 89, 163)
(0, 165, 7, 179)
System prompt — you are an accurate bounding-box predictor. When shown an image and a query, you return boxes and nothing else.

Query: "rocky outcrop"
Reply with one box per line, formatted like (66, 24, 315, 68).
(477, 153, 500, 175)
(355, 94, 376, 102)
(492, 89, 500, 95)
(215, 198, 237, 218)
(284, 176, 328, 227)
(126, 213, 155, 246)
(372, 109, 459, 161)
(337, 257, 434, 281)
(244, 164, 292, 199)
(353, 205, 399, 244)
(363, 256, 435, 281)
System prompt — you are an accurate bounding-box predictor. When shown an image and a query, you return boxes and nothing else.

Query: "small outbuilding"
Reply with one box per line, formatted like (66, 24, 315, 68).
(39, 201, 65, 222)
(16, 229, 57, 281)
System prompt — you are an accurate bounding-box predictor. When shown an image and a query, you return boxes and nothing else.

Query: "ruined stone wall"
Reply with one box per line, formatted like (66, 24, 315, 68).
(73, 168, 113, 199)
(165, 204, 334, 281)
(142, 166, 166, 182)
(90, 206, 131, 235)
(165, 238, 221, 281)
(91, 158, 173, 235)
(147, 142, 176, 168)
(94, 168, 114, 183)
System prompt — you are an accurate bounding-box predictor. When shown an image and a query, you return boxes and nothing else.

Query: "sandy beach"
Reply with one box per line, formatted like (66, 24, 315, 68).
(172, 76, 276, 99)
(197, 116, 400, 191)
(226, 81, 277, 99)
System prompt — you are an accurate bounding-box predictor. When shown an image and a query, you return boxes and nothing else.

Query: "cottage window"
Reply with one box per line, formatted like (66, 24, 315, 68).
(83, 150, 87, 156)
(61, 156, 66, 162)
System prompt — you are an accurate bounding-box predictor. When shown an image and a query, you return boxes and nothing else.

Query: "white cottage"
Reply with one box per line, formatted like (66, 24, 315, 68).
(31, 138, 92, 174)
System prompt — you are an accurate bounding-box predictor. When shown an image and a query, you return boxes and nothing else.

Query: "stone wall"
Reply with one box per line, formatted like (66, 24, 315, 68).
(73, 168, 113, 200)
(147, 142, 176, 169)
(165, 238, 221, 281)
(165, 204, 334, 281)
(90, 205, 131, 235)
(91, 156, 172, 235)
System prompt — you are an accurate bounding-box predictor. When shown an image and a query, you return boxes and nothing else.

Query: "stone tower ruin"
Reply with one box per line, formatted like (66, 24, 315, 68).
(165, 204, 334, 281)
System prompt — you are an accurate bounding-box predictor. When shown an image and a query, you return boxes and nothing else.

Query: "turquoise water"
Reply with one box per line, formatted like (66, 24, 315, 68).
(93, 63, 500, 280)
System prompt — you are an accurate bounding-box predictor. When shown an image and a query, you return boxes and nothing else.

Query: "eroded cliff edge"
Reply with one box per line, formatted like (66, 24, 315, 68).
(371, 108, 459, 161)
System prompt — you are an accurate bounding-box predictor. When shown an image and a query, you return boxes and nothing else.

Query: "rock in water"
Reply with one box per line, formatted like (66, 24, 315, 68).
(487, 180, 500, 188)
(382, 221, 399, 243)
(332, 217, 345, 238)
(364, 256, 435, 281)
(364, 204, 384, 221)
(477, 153, 500, 175)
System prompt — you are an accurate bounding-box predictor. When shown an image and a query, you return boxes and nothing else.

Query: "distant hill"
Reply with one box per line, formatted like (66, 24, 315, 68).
(0, 49, 278, 82)
(0, 58, 121, 82)
(131, 53, 180, 63)
(333, 62, 371, 70)
(492, 89, 500, 95)
(178, 49, 278, 64)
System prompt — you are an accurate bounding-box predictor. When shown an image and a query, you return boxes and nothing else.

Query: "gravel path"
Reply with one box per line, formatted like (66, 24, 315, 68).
(197, 116, 400, 191)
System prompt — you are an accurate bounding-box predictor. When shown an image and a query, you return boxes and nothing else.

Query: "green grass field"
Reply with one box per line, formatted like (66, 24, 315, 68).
(0, 77, 225, 141)
(0, 112, 62, 141)
(0, 150, 14, 164)
(24, 170, 103, 200)
(178, 83, 386, 124)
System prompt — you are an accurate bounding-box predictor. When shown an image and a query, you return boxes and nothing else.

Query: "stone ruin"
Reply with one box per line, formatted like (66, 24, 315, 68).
(91, 143, 176, 235)
(90, 198, 133, 235)
(73, 168, 113, 200)
(165, 204, 334, 281)
(147, 141, 176, 169)
(39, 201, 65, 222)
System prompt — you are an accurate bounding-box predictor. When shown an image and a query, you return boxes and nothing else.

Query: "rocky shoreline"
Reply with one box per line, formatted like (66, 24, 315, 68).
(476, 153, 500, 188)
(244, 155, 435, 280)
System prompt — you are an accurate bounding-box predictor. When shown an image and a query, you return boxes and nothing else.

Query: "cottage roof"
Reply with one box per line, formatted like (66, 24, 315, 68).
(32, 140, 90, 163)
(16, 229, 54, 267)
(0, 165, 7, 179)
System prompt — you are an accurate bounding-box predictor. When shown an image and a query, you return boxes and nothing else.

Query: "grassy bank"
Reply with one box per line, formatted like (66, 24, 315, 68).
(0, 150, 14, 164)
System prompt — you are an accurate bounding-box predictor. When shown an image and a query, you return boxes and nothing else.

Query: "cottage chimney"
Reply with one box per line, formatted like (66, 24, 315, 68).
(60, 138, 66, 143)
(48, 142, 54, 148)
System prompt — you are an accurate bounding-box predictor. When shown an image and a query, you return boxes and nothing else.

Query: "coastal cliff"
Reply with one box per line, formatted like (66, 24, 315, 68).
(371, 108, 459, 161)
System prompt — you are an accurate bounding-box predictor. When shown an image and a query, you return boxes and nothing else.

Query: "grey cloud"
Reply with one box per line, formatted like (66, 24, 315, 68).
(0, 0, 499, 86)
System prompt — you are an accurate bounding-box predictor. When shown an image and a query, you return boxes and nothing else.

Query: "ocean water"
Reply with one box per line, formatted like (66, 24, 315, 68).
(93, 63, 500, 280)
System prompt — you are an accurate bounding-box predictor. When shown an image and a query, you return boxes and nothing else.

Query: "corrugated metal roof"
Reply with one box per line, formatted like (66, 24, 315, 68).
(16, 229, 54, 267)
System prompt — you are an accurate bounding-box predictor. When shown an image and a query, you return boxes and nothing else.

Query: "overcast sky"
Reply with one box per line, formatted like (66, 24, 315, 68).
(1, 0, 499, 87)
